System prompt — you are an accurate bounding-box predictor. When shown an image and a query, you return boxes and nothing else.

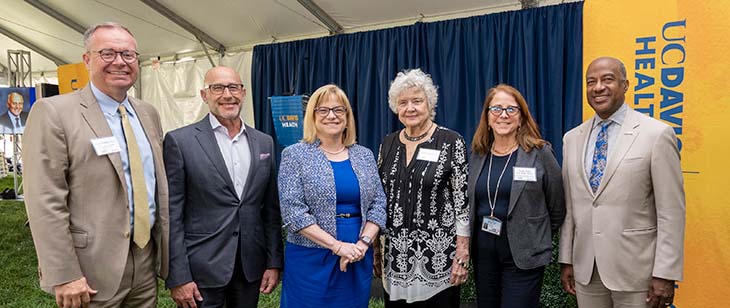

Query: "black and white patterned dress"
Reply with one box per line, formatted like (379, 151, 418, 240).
(377, 126, 469, 303)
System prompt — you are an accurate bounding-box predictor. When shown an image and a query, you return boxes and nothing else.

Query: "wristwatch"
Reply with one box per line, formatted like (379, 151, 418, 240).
(359, 235, 373, 246)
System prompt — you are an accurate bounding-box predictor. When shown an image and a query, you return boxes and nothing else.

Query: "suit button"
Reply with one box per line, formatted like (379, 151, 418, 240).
(232, 232, 239, 236)
(124, 231, 130, 238)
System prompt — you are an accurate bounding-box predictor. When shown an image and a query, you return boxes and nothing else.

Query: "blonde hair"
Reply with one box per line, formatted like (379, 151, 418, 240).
(472, 84, 545, 155)
(302, 84, 357, 146)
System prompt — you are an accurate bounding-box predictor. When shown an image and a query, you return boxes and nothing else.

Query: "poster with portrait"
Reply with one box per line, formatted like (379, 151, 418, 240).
(0, 87, 36, 135)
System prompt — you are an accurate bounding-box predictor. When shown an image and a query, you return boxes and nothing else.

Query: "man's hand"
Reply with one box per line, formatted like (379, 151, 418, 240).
(560, 264, 576, 295)
(259, 269, 280, 294)
(170, 281, 203, 308)
(647, 277, 675, 308)
(53, 277, 97, 308)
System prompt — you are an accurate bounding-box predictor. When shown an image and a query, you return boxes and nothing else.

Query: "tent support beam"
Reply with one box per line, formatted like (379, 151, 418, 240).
(296, 0, 343, 34)
(0, 25, 67, 66)
(196, 36, 216, 67)
(24, 0, 87, 34)
(140, 0, 226, 53)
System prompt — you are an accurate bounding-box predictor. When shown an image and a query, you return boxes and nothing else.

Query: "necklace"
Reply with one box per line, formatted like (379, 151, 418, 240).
(486, 149, 515, 217)
(403, 122, 434, 142)
(491, 143, 518, 155)
(320, 145, 346, 155)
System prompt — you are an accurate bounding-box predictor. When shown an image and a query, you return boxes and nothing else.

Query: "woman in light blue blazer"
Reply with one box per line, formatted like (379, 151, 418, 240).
(278, 84, 387, 308)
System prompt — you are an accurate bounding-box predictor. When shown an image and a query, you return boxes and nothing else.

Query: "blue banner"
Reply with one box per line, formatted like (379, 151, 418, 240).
(270, 96, 304, 147)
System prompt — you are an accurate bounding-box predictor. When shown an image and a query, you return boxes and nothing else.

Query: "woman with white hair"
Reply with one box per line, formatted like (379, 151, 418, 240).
(375, 69, 470, 307)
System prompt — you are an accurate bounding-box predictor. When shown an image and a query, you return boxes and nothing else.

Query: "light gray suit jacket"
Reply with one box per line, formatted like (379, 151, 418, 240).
(559, 107, 685, 291)
(23, 85, 169, 300)
(468, 144, 565, 269)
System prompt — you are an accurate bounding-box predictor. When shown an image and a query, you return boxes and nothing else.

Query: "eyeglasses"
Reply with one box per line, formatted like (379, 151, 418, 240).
(488, 105, 520, 116)
(314, 106, 347, 117)
(205, 84, 245, 95)
(90, 48, 139, 63)
(397, 98, 426, 108)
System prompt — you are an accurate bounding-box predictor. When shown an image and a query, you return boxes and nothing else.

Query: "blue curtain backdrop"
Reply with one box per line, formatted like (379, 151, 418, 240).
(252, 2, 583, 162)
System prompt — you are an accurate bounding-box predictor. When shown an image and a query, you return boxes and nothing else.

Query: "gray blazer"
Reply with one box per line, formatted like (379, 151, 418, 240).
(468, 144, 565, 269)
(163, 115, 283, 289)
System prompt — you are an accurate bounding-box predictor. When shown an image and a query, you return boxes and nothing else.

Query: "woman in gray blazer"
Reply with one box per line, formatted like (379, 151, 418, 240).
(468, 84, 565, 308)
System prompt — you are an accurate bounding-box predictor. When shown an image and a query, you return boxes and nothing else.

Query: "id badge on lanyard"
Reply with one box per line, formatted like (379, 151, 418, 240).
(481, 216, 502, 236)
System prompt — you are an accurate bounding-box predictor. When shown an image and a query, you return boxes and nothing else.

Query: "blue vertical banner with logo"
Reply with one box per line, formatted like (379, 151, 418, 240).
(270, 95, 304, 147)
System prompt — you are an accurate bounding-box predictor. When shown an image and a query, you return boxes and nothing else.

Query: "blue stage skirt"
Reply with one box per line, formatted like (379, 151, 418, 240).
(280, 215, 373, 308)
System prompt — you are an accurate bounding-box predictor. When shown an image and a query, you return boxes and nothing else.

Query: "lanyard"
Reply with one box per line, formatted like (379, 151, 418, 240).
(486, 147, 515, 217)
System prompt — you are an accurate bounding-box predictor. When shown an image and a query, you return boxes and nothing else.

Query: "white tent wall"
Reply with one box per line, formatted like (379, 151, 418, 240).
(140, 50, 254, 134)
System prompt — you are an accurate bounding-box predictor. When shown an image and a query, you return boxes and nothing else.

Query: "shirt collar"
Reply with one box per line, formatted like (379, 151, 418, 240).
(6, 111, 18, 119)
(592, 103, 628, 129)
(90, 81, 136, 118)
(209, 113, 246, 137)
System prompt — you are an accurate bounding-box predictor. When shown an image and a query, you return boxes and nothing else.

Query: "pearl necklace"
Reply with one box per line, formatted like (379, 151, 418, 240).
(320, 146, 346, 155)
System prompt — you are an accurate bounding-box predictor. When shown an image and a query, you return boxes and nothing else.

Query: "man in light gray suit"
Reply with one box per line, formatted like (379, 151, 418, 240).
(163, 66, 283, 308)
(559, 57, 685, 308)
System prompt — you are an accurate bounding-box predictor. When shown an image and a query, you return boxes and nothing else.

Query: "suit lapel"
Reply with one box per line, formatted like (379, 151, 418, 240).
(594, 110, 640, 198)
(507, 147, 534, 215)
(78, 86, 126, 189)
(575, 120, 594, 196)
(194, 116, 237, 197)
(240, 125, 259, 201)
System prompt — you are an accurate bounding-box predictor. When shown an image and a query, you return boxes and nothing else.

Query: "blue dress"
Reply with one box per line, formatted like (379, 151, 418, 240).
(280, 159, 373, 308)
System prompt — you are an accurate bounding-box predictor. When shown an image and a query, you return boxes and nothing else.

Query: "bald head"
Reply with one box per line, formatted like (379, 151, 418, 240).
(204, 66, 241, 86)
(588, 57, 627, 81)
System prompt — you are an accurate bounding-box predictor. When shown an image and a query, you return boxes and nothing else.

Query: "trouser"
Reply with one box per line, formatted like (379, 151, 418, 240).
(575, 264, 649, 308)
(91, 240, 157, 308)
(195, 246, 261, 308)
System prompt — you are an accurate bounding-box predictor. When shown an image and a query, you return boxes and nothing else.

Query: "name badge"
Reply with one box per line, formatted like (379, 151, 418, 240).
(481, 216, 502, 236)
(416, 149, 441, 162)
(91, 137, 121, 156)
(513, 167, 537, 182)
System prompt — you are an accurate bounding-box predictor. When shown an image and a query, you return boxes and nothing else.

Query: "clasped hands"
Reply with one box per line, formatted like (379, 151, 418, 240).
(332, 240, 368, 272)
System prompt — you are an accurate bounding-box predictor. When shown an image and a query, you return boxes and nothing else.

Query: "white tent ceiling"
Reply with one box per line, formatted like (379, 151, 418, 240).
(0, 0, 570, 74)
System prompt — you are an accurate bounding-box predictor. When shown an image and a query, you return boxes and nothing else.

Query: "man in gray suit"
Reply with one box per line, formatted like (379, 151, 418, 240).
(163, 66, 283, 308)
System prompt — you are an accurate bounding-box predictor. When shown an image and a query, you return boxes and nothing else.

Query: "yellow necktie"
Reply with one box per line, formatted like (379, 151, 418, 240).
(119, 104, 150, 248)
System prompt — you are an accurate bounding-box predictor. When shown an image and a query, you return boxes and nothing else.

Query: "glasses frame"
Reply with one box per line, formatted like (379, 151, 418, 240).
(204, 84, 245, 95)
(314, 106, 347, 117)
(488, 105, 521, 116)
(90, 48, 139, 63)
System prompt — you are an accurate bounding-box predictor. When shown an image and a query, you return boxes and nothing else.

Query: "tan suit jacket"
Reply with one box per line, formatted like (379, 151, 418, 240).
(23, 85, 169, 301)
(558, 107, 685, 291)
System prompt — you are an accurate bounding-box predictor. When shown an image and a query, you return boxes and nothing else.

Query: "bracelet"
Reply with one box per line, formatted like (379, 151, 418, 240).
(333, 243, 342, 255)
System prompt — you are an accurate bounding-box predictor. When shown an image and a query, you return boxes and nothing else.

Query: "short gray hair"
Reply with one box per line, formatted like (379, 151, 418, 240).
(387, 69, 438, 120)
(83, 22, 135, 50)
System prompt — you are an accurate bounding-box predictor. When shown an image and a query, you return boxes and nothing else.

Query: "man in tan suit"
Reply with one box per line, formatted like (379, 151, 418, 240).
(24, 22, 168, 308)
(559, 57, 685, 308)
